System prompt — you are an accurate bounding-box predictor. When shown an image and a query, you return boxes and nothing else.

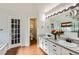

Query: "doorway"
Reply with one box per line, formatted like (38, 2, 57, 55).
(30, 18, 37, 45)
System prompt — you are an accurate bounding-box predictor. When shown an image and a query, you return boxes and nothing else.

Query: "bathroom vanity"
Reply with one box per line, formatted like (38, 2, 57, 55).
(39, 35, 79, 55)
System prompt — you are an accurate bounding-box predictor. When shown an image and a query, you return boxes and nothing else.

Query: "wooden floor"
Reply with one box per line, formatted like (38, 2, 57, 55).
(6, 39, 45, 55)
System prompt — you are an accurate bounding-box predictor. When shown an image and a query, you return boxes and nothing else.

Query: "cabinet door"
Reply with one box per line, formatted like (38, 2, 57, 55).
(61, 48, 67, 55)
(49, 47, 57, 55)
(54, 45, 62, 55)
(49, 42, 57, 55)
(39, 38, 50, 55)
(49, 49, 57, 55)
(44, 39, 50, 54)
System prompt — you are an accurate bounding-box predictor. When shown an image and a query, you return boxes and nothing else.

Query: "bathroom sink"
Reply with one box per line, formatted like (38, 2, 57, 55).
(57, 40, 77, 48)
(43, 33, 54, 38)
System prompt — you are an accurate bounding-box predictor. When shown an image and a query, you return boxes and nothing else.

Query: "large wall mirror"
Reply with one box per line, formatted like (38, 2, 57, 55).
(49, 7, 79, 38)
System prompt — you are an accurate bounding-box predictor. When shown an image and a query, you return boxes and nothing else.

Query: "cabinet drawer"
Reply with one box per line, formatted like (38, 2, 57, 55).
(49, 49, 57, 55)
(49, 42, 57, 48)
(44, 43, 50, 54)
(52, 49, 57, 54)
(52, 48, 61, 55)
(49, 41, 62, 55)
(66, 50, 78, 55)
(61, 48, 78, 55)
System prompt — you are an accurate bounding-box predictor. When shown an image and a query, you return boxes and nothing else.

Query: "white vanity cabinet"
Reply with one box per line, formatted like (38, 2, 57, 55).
(43, 39, 50, 54)
(39, 37, 50, 54)
(39, 37, 62, 55)
(39, 37, 79, 55)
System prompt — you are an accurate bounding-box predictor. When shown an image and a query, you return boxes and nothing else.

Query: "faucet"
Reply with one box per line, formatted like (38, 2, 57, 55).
(65, 38, 73, 43)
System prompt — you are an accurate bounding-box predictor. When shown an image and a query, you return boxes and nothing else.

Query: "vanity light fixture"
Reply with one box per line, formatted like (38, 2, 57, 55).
(56, 12, 59, 15)
(55, 13, 58, 15)
(76, 3, 79, 7)
(68, 6, 75, 9)
(53, 13, 56, 16)
(47, 3, 79, 18)
(50, 14, 52, 17)
(63, 8, 69, 12)
(54, 13, 56, 15)
(59, 11, 63, 13)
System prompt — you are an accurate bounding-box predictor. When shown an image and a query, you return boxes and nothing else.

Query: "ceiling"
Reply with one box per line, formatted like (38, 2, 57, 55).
(0, 3, 60, 16)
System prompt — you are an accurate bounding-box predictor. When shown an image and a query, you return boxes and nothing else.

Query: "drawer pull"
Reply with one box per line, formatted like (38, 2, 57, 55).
(53, 49, 56, 51)
(45, 44, 47, 45)
(53, 45, 56, 47)
(69, 53, 73, 55)
(45, 41, 47, 42)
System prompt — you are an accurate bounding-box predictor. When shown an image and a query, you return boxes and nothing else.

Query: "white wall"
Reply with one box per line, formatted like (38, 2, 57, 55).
(37, 13, 45, 35)
(0, 10, 9, 44)
(0, 8, 22, 48)
(0, 8, 34, 48)
(20, 15, 29, 46)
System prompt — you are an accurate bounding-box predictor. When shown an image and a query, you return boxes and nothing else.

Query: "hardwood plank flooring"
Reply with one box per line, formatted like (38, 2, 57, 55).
(6, 39, 45, 55)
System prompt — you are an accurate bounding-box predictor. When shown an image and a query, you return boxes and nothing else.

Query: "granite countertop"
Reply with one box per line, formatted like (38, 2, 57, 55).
(39, 35, 79, 54)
